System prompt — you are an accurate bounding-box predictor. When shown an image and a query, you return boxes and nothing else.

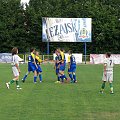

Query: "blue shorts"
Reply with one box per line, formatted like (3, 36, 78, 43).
(68, 65, 76, 72)
(59, 63, 65, 71)
(36, 64, 42, 73)
(28, 62, 37, 72)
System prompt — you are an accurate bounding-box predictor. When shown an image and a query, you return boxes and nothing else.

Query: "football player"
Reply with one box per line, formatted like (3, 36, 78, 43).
(54, 50, 60, 83)
(6, 47, 22, 89)
(22, 48, 37, 83)
(35, 51, 43, 82)
(100, 52, 114, 94)
(57, 48, 68, 83)
(68, 50, 77, 83)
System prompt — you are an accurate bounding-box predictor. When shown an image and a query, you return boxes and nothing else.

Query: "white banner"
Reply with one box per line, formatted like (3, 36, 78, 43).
(0, 53, 12, 63)
(0, 53, 23, 63)
(90, 54, 120, 64)
(42, 18, 92, 42)
(53, 53, 82, 63)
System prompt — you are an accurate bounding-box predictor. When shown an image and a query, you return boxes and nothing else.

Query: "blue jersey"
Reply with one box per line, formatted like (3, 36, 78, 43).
(28, 54, 34, 63)
(35, 58, 39, 64)
(70, 55, 76, 65)
(59, 54, 66, 71)
(59, 54, 66, 64)
(28, 53, 37, 72)
(55, 56, 59, 67)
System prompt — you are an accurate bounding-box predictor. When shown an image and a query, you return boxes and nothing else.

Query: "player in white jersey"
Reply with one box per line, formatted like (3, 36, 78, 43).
(6, 47, 22, 89)
(100, 52, 114, 94)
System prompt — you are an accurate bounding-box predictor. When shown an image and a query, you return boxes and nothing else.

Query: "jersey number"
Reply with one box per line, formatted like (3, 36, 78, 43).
(72, 57, 75, 62)
(110, 60, 112, 66)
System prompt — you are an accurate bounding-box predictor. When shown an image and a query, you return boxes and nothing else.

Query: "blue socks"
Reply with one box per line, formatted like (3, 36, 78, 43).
(58, 75, 60, 81)
(39, 74, 42, 82)
(63, 75, 67, 80)
(69, 74, 73, 80)
(60, 75, 67, 82)
(23, 74, 27, 81)
(73, 74, 76, 82)
(60, 75, 64, 82)
(34, 76, 37, 83)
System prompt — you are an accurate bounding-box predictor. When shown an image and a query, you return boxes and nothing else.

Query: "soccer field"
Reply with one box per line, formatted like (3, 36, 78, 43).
(0, 63, 120, 120)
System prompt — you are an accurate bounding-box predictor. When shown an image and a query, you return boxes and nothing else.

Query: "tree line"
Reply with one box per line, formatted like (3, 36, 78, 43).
(0, 0, 120, 54)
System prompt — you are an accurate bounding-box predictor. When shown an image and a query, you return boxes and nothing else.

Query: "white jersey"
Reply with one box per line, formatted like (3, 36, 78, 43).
(11, 55, 20, 76)
(104, 57, 114, 71)
(11, 55, 19, 66)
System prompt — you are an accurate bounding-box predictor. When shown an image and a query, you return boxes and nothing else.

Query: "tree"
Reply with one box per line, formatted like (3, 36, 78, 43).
(0, 0, 120, 54)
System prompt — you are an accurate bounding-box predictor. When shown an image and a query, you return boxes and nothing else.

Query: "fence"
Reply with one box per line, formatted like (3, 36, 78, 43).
(20, 54, 90, 63)
(0, 53, 90, 64)
(21, 54, 53, 63)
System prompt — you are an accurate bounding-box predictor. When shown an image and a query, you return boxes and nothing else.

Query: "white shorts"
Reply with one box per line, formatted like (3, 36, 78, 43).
(12, 66, 19, 77)
(102, 72, 113, 82)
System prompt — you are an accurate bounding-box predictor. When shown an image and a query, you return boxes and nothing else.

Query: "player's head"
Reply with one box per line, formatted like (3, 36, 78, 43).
(56, 48, 60, 53)
(30, 48, 35, 53)
(55, 50, 59, 56)
(106, 52, 111, 58)
(11, 47, 18, 55)
(35, 51, 39, 56)
(61, 48, 65, 52)
(68, 50, 72, 55)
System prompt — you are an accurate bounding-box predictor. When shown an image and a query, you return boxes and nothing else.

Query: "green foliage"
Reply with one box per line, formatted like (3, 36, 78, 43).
(0, 0, 28, 52)
(0, 0, 120, 53)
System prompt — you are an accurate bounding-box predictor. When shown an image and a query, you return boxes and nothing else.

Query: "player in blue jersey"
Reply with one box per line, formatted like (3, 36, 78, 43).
(54, 50, 60, 83)
(62, 49, 66, 71)
(35, 51, 43, 82)
(57, 48, 68, 83)
(68, 50, 77, 83)
(22, 48, 37, 83)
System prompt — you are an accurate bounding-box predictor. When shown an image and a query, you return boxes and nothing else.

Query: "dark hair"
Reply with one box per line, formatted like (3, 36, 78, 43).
(61, 48, 65, 52)
(30, 48, 35, 52)
(106, 52, 111, 57)
(11, 47, 18, 55)
(69, 50, 72, 54)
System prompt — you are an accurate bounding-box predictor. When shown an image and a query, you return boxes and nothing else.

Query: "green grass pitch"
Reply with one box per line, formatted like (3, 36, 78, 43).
(0, 63, 120, 120)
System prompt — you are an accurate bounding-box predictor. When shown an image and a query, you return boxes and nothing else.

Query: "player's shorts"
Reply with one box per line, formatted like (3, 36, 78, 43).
(28, 62, 37, 72)
(36, 64, 42, 73)
(59, 63, 65, 71)
(12, 66, 19, 77)
(102, 71, 113, 82)
(68, 65, 76, 73)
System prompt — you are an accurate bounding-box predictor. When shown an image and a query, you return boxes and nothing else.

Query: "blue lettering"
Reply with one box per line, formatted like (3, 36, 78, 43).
(49, 21, 79, 37)
(64, 23, 68, 34)
(60, 24, 66, 34)
(66, 23, 73, 33)
(54, 25, 59, 36)
(72, 22, 77, 32)
(49, 27, 54, 37)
